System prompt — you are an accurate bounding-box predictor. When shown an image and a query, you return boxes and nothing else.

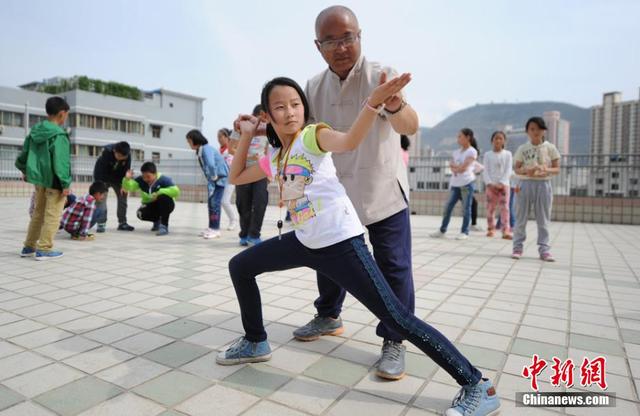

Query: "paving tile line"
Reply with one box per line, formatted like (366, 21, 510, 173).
(2, 203, 640, 415)
(582, 223, 640, 404)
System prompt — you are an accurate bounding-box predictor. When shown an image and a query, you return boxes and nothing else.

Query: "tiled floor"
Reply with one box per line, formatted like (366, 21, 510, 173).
(1, 196, 639, 415)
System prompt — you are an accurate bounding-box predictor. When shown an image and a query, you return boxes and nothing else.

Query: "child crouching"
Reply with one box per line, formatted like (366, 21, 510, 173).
(60, 181, 108, 240)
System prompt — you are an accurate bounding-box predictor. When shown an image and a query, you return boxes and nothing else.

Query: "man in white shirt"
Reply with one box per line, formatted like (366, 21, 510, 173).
(294, 5, 419, 380)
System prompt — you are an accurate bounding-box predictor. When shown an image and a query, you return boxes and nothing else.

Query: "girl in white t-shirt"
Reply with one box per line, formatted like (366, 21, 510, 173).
(431, 128, 479, 240)
(216, 77, 499, 416)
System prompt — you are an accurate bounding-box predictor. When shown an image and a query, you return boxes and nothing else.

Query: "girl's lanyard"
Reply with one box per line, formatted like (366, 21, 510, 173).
(275, 134, 299, 240)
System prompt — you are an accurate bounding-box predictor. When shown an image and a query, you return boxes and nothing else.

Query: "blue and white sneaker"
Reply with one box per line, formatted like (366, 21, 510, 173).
(216, 336, 272, 365)
(20, 247, 36, 257)
(445, 378, 500, 416)
(156, 225, 169, 236)
(239, 237, 249, 247)
(35, 250, 64, 261)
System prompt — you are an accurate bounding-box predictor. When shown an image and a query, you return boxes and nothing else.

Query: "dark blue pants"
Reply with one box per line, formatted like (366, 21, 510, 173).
(208, 183, 225, 230)
(228, 231, 481, 386)
(314, 208, 414, 342)
(235, 178, 268, 239)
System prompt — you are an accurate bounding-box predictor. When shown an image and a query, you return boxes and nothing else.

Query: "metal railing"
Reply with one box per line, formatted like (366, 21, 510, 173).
(0, 155, 208, 201)
(1, 153, 639, 201)
(408, 154, 640, 198)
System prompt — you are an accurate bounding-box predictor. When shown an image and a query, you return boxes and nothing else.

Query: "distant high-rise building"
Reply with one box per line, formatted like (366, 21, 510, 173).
(543, 111, 571, 154)
(591, 90, 640, 155)
(502, 125, 528, 154)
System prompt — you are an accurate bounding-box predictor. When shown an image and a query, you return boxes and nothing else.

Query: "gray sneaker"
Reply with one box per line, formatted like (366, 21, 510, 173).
(293, 315, 344, 341)
(376, 340, 406, 380)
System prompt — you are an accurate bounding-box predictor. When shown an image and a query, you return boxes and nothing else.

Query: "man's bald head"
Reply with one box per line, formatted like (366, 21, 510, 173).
(315, 5, 359, 39)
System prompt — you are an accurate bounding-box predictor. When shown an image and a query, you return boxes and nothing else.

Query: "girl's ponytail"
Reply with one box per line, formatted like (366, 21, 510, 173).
(266, 123, 282, 148)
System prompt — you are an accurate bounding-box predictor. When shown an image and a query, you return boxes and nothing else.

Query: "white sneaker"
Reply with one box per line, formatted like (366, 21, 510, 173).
(455, 233, 469, 240)
(198, 228, 210, 236)
(470, 225, 484, 232)
(430, 231, 446, 238)
(227, 220, 238, 231)
(203, 229, 221, 239)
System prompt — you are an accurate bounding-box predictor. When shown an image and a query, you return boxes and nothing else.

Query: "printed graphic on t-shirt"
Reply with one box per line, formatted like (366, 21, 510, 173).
(520, 145, 552, 169)
(279, 153, 317, 226)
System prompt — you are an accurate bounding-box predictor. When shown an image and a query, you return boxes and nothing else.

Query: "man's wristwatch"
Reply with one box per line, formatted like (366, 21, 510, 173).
(384, 99, 407, 115)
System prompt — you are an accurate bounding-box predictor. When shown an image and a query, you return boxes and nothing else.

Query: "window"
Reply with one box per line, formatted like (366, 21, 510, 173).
(132, 149, 144, 161)
(29, 114, 47, 127)
(152, 152, 160, 164)
(611, 184, 619, 190)
(409, 167, 415, 173)
(630, 190, 639, 197)
(417, 181, 425, 190)
(612, 172, 620, 179)
(631, 178, 639, 185)
(68, 113, 143, 135)
(0, 111, 24, 127)
(596, 178, 604, 185)
(442, 182, 449, 190)
(595, 190, 603, 196)
(426, 182, 440, 190)
(169, 102, 174, 108)
(432, 167, 441, 173)
(151, 125, 162, 138)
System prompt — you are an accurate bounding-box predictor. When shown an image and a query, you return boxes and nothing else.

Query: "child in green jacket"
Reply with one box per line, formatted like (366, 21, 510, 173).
(16, 96, 72, 260)
(122, 161, 180, 236)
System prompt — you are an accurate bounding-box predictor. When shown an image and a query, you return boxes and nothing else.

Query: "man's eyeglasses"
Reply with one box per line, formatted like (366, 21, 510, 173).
(317, 33, 361, 52)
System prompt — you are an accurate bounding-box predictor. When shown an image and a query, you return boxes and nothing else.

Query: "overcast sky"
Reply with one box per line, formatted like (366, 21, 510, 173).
(2, 0, 638, 136)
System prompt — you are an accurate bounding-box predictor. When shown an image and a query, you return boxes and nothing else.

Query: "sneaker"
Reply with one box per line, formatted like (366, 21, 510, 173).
(293, 315, 344, 341)
(198, 228, 210, 236)
(203, 229, 221, 239)
(540, 252, 556, 262)
(35, 250, 64, 261)
(455, 233, 469, 240)
(20, 247, 36, 257)
(156, 225, 169, 236)
(470, 225, 484, 232)
(117, 223, 135, 231)
(511, 250, 522, 260)
(247, 237, 262, 246)
(486, 230, 495, 237)
(376, 340, 406, 380)
(239, 237, 249, 246)
(227, 220, 238, 231)
(430, 231, 446, 238)
(151, 221, 160, 232)
(216, 336, 272, 365)
(96, 224, 106, 233)
(446, 378, 500, 416)
(502, 233, 513, 240)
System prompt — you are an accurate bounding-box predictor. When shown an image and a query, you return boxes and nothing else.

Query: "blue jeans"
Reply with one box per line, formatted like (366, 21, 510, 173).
(497, 187, 516, 229)
(208, 183, 225, 230)
(440, 183, 475, 235)
(228, 232, 481, 387)
(314, 208, 414, 342)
